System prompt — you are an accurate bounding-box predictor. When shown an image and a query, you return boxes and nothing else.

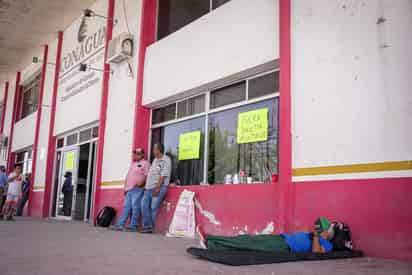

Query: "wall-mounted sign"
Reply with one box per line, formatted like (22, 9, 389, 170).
(237, 108, 268, 144)
(178, 131, 201, 160)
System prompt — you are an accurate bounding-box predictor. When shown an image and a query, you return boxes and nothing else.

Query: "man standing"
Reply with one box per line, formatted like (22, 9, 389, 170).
(141, 143, 171, 233)
(112, 148, 150, 232)
(0, 165, 8, 219)
(16, 173, 31, 216)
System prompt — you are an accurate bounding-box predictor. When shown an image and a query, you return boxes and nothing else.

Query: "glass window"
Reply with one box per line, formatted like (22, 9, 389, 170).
(79, 129, 92, 143)
(66, 133, 78, 146)
(57, 138, 64, 148)
(177, 95, 205, 118)
(248, 71, 279, 100)
(208, 99, 278, 184)
(210, 81, 246, 109)
(152, 103, 176, 125)
(21, 74, 41, 119)
(151, 116, 205, 185)
(212, 0, 231, 9)
(157, 0, 210, 40)
(92, 126, 99, 138)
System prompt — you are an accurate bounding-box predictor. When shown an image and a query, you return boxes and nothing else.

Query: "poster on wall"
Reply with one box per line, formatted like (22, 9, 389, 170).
(65, 152, 75, 170)
(178, 131, 201, 160)
(237, 108, 268, 144)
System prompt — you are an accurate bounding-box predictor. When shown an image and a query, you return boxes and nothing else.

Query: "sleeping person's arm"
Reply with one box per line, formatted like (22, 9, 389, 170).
(312, 233, 326, 253)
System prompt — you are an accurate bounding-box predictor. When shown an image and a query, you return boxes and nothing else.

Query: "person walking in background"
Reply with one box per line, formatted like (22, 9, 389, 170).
(62, 171, 73, 217)
(1, 164, 23, 221)
(0, 165, 8, 219)
(141, 144, 171, 233)
(16, 173, 31, 216)
(111, 148, 150, 232)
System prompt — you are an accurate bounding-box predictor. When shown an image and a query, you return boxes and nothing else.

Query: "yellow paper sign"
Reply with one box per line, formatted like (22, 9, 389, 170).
(65, 152, 75, 170)
(179, 131, 201, 161)
(237, 108, 269, 144)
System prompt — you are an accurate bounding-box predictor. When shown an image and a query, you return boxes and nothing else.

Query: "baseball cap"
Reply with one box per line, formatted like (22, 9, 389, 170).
(315, 217, 331, 231)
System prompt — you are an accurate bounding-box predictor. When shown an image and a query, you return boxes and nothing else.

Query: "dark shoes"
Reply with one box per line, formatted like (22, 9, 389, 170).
(125, 227, 138, 232)
(140, 228, 153, 234)
(109, 225, 124, 231)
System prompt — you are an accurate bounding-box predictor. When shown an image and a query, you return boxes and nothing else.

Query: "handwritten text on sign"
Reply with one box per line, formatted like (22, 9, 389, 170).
(237, 108, 269, 144)
(179, 131, 201, 160)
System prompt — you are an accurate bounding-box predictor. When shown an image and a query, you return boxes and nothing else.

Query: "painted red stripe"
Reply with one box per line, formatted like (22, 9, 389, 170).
(277, 0, 293, 233)
(6, 72, 21, 173)
(28, 44, 48, 216)
(132, 0, 158, 156)
(93, 0, 115, 220)
(0, 81, 9, 134)
(42, 32, 63, 218)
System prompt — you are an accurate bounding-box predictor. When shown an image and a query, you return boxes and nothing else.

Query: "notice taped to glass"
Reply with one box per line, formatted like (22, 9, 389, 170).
(237, 108, 268, 144)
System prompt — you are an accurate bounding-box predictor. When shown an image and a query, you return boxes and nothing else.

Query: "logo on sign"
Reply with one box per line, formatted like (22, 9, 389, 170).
(77, 17, 88, 43)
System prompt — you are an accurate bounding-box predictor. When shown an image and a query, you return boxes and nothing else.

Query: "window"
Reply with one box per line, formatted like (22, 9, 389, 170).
(152, 103, 176, 125)
(208, 99, 278, 184)
(151, 117, 205, 185)
(15, 149, 32, 175)
(212, 0, 231, 9)
(248, 71, 279, 100)
(150, 70, 279, 186)
(177, 95, 205, 118)
(79, 129, 92, 143)
(92, 127, 99, 138)
(0, 136, 8, 161)
(57, 138, 64, 148)
(157, 0, 232, 39)
(210, 81, 246, 109)
(21, 73, 41, 119)
(66, 133, 78, 146)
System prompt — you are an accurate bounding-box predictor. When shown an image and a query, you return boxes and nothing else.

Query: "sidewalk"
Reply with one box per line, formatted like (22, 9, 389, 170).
(0, 218, 410, 275)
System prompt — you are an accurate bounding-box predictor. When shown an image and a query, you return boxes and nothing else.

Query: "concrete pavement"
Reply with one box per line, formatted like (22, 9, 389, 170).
(0, 218, 411, 275)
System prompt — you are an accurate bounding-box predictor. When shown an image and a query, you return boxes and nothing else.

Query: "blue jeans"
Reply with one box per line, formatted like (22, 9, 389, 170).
(141, 185, 168, 230)
(116, 186, 144, 229)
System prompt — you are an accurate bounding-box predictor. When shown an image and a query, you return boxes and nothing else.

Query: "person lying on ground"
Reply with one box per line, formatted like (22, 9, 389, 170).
(197, 218, 335, 254)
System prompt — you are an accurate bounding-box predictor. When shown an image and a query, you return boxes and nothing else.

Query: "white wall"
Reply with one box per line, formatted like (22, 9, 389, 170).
(54, 0, 108, 135)
(101, 0, 142, 183)
(12, 112, 37, 152)
(143, 0, 278, 106)
(292, 0, 412, 180)
(33, 39, 58, 188)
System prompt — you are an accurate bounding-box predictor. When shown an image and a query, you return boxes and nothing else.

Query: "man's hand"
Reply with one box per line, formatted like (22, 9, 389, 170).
(152, 185, 161, 197)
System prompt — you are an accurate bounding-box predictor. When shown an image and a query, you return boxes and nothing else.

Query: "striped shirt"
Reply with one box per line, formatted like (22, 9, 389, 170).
(145, 155, 171, 190)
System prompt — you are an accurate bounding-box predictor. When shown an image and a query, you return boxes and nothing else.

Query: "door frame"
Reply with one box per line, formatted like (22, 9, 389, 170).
(54, 145, 79, 220)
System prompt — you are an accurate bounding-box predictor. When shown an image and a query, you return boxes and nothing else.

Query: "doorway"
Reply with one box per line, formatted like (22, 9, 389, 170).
(51, 125, 98, 222)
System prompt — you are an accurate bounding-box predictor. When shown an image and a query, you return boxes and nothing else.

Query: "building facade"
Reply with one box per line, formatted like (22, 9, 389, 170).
(0, 0, 411, 261)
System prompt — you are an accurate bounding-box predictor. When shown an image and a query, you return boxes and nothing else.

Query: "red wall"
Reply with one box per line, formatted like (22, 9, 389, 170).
(30, 191, 44, 218)
(292, 177, 412, 261)
(98, 184, 280, 236)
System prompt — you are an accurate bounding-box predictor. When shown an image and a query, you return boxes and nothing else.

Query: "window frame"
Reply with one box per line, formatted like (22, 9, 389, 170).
(150, 69, 279, 185)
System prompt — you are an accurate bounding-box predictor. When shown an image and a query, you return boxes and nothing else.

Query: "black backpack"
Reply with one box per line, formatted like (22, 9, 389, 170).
(331, 222, 353, 251)
(95, 206, 116, 227)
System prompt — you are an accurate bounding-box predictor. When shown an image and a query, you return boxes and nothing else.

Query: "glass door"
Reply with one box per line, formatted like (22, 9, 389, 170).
(55, 148, 78, 219)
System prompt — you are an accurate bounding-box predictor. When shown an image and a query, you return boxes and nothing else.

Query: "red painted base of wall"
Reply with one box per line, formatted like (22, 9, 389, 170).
(30, 191, 44, 218)
(293, 177, 412, 261)
(98, 184, 279, 236)
(96, 178, 412, 261)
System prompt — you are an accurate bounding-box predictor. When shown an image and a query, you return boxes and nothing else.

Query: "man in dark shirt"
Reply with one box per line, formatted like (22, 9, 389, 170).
(16, 173, 31, 216)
